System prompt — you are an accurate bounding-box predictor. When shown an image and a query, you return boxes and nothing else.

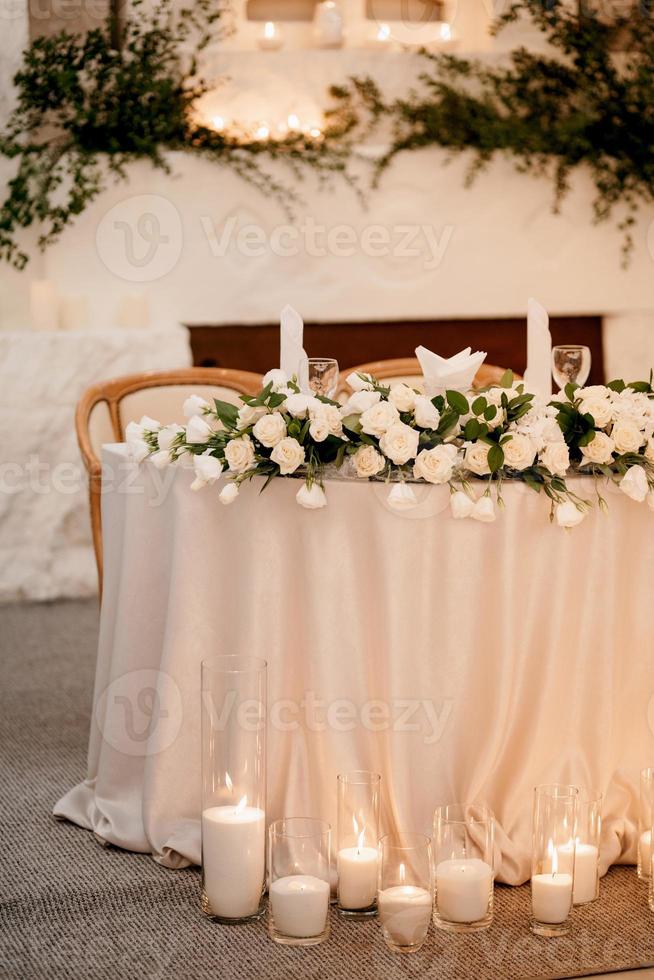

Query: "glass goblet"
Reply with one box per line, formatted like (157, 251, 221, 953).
(308, 358, 339, 400)
(551, 345, 591, 391)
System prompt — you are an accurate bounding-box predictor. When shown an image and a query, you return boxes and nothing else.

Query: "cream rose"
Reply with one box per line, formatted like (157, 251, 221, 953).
(237, 403, 267, 429)
(619, 464, 648, 502)
(645, 438, 654, 464)
(581, 431, 615, 465)
(284, 393, 321, 419)
(224, 436, 256, 473)
(556, 501, 586, 528)
(464, 442, 491, 476)
(310, 404, 343, 437)
(353, 445, 386, 478)
(342, 390, 381, 416)
(309, 417, 330, 442)
(539, 441, 570, 477)
(253, 412, 287, 448)
(579, 395, 612, 429)
(379, 422, 420, 465)
(412, 445, 458, 484)
(503, 432, 536, 471)
(360, 400, 400, 438)
(413, 396, 440, 430)
(270, 437, 305, 474)
(190, 451, 223, 491)
(611, 419, 645, 455)
(389, 383, 417, 413)
(262, 368, 289, 391)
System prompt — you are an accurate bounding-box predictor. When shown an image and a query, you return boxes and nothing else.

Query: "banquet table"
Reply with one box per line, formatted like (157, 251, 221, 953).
(55, 444, 654, 885)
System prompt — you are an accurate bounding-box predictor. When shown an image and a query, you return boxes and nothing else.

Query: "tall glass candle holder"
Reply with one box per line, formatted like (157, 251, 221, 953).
(433, 804, 494, 933)
(569, 788, 601, 905)
(378, 833, 433, 954)
(200, 656, 266, 923)
(638, 767, 654, 881)
(649, 821, 654, 912)
(336, 771, 381, 918)
(530, 784, 578, 937)
(268, 818, 331, 946)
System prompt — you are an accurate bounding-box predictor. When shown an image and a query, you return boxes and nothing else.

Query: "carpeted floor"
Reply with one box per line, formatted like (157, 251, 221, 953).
(1, 600, 653, 980)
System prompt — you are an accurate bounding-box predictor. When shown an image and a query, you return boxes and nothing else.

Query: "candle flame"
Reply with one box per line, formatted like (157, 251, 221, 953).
(399, 861, 406, 884)
(439, 23, 452, 41)
(377, 23, 390, 41)
(264, 21, 275, 39)
(256, 124, 270, 140)
(287, 113, 300, 130)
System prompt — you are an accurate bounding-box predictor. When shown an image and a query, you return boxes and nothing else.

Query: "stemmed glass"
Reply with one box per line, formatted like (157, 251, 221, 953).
(551, 346, 591, 391)
(308, 358, 339, 399)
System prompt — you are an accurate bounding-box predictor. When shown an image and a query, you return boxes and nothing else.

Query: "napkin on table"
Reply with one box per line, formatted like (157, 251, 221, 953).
(279, 304, 309, 392)
(415, 345, 487, 396)
(523, 297, 552, 400)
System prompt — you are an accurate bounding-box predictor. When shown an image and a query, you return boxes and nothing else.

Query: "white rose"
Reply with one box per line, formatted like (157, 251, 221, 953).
(186, 415, 213, 445)
(284, 393, 321, 419)
(270, 437, 305, 474)
(387, 483, 418, 511)
(341, 390, 381, 415)
(219, 482, 239, 505)
(389, 383, 417, 413)
(138, 415, 161, 432)
(311, 404, 343, 437)
(150, 449, 170, 470)
(224, 436, 256, 473)
(379, 422, 420, 465)
(619, 464, 649, 502)
(413, 445, 458, 484)
(190, 451, 223, 490)
(579, 395, 612, 429)
(158, 423, 183, 451)
(237, 403, 267, 429)
(539, 441, 570, 477)
(183, 395, 210, 419)
(346, 371, 375, 392)
(413, 396, 441, 430)
(253, 413, 287, 448)
(578, 385, 610, 400)
(360, 400, 400, 438)
(464, 442, 491, 476)
(610, 389, 651, 423)
(126, 433, 150, 463)
(503, 433, 536, 471)
(581, 431, 615, 465)
(645, 438, 654, 464)
(296, 483, 327, 509)
(611, 419, 645, 455)
(262, 368, 289, 391)
(450, 490, 474, 519)
(471, 495, 496, 523)
(353, 445, 386, 478)
(309, 417, 330, 442)
(555, 501, 586, 528)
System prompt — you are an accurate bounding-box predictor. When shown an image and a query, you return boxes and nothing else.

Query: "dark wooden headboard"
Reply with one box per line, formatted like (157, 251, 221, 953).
(187, 316, 604, 384)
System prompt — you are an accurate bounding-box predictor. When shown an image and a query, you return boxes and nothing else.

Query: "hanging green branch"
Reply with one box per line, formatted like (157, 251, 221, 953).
(328, 1, 654, 263)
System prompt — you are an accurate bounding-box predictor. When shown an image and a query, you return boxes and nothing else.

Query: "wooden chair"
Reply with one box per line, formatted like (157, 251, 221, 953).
(76, 367, 262, 596)
(338, 357, 519, 398)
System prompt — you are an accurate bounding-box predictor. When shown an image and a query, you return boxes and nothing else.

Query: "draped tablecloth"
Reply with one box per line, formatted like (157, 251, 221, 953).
(55, 444, 654, 884)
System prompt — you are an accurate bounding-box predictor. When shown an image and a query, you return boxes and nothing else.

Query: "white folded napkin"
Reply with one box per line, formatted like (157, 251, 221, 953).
(279, 304, 309, 392)
(415, 344, 487, 396)
(523, 297, 552, 399)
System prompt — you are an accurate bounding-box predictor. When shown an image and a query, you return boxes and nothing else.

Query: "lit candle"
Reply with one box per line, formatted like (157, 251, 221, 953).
(269, 875, 330, 938)
(639, 830, 652, 876)
(531, 847, 572, 924)
(211, 115, 225, 133)
(557, 840, 599, 904)
(374, 23, 391, 45)
(255, 123, 270, 141)
(436, 858, 493, 923)
(202, 796, 265, 919)
(337, 832, 378, 911)
(378, 885, 432, 946)
(258, 21, 283, 50)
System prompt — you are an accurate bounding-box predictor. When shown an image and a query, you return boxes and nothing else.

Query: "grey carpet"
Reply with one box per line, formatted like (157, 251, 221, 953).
(1, 600, 653, 980)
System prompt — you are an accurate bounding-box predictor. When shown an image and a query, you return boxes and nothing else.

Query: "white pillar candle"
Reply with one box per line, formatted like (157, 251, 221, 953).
(557, 842, 598, 904)
(378, 885, 432, 946)
(30, 280, 59, 332)
(337, 845, 378, 910)
(436, 858, 493, 922)
(531, 873, 573, 924)
(524, 296, 552, 399)
(639, 830, 652, 875)
(202, 804, 265, 919)
(269, 875, 330, 938)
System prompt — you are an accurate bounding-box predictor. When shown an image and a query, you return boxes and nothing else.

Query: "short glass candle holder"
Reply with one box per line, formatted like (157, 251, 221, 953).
(433, 804, 494, 933)
(530, 784, 578, 937)
(569, 788, 602, 905)
(268, 818, 331, 946)
(200, 656, 266, 924)
(638, 767, 654, 881)
(378, 833, 433, 954)
(336, 771, 381, 918)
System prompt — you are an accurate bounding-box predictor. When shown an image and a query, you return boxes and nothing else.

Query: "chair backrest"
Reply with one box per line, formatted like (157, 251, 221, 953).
(339, 357, 518, 397)
(76, 367, 262, 595)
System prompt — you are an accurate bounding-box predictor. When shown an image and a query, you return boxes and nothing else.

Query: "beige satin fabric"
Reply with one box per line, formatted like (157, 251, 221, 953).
(55, 445, 654, 883)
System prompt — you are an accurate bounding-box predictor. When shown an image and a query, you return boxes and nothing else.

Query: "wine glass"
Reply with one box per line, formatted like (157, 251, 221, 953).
(308, 358, 339, 399)
(551, 345, 591, 391)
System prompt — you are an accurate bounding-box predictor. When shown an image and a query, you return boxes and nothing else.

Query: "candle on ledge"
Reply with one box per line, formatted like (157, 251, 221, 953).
(258, 21, 283, 50)
(269, 875, 330, 938)
(378, 885, 432, 947)
(436, 858, 493, 923)
(202, 797, 266, 920)
(337, 840, 378, 911)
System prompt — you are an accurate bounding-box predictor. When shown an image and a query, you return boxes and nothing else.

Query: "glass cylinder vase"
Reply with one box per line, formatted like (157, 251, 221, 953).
(336, 770, 381, 917)
(638, 767, 654, 881)
(530, 784, 578, 937)
(378, 833, 433, 954)
(268, 818, 332, 946)
(570, 788, 602, 905)
(433, 804, 494, 933)
(200, 656, 266, 923)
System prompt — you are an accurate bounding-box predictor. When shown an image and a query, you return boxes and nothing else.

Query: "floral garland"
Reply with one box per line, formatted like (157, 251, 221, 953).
(128, 371, 654, 528)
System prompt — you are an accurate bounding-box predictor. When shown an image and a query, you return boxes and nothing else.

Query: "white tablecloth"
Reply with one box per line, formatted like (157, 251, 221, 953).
(0, 327, 190, 602)
(55, 444, 654, 884)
